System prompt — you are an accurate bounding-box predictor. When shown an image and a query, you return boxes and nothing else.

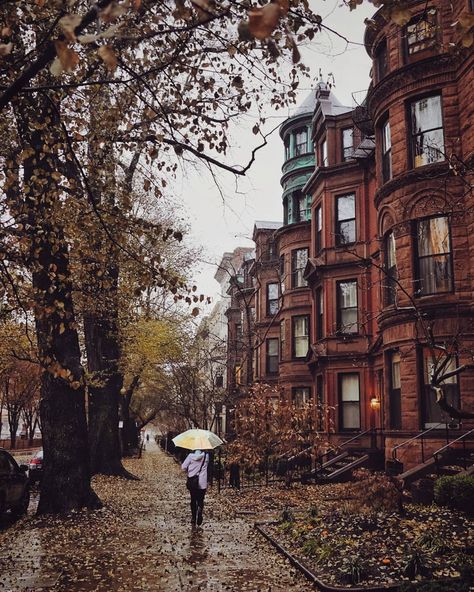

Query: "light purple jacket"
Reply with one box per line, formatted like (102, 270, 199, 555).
(181, 451, 209, 490)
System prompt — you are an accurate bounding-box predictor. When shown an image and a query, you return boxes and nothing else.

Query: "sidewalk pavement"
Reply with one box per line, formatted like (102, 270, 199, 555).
(0, 442, 307, 591)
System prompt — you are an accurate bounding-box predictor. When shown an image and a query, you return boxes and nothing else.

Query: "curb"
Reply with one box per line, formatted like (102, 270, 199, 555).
(255, 522, 409, 592)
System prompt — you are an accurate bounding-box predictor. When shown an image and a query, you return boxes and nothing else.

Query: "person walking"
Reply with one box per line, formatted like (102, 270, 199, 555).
(181, 449, 209, 527)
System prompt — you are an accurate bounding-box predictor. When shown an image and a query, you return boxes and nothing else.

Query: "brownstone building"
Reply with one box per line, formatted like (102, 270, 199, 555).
(226, 0, 474, 473)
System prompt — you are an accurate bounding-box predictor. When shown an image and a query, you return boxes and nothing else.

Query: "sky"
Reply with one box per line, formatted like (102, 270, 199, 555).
(174, 0, 376, 307)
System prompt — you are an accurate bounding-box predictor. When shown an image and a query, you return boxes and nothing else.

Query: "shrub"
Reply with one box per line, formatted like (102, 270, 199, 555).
(402, 548, 430, 579)
(301, 537, 320, 557)
(340, 556, 368, 585)
(415, 531, 449, 556)
(281, 507, 295, 523)
(343, 469, 403, 514)
(434, 474, 474, 515)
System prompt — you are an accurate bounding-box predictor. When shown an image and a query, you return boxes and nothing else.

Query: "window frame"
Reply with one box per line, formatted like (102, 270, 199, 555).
(415, 215, 453, 297)
(280, 320, 285, 361)
(375, 38, 388, 82)
(342, 128, 354, 161)
(338, 373, 361, 431)
(321, 138, 328, 166)
(404, 9, 438, 58)
(284, 135, 291, 160)
(294, 127, 308, 156)
(422, 351, 460, 429)
(336, 279, 358, 334)
(292, 386, 312, 408)
(316, 286, 324, 340)
(266, 338, 279, 375)
(389, 350, 402, 429)
(292, 315, 309, 359)
(335, 193, 356, 246)
(266, 282, 279, 317)
(315, 204, 323, 254)
(381, 117, 392, 183)
(291, 248, 308, 289)
(384, 230, 397, 305)
(409, 94, 445, 168)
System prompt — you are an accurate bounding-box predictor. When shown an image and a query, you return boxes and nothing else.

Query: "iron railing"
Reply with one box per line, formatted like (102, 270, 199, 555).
(391, 422, 450, 465)
(433, 429, 474, 475)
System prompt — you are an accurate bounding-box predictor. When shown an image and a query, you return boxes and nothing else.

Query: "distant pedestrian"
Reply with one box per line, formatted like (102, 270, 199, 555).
(181, 449, 209, 527)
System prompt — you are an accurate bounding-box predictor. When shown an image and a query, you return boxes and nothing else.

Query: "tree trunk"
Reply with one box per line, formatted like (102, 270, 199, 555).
(84, 311, 125, 475)
(14, 93, 100, 514)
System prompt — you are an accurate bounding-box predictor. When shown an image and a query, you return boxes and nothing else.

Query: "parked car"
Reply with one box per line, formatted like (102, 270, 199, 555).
(28, 449, 43, 484)
(0, 448, 30, 517)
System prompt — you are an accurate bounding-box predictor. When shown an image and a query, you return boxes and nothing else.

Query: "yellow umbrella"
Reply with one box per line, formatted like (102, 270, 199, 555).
(172, 428, 224, 450)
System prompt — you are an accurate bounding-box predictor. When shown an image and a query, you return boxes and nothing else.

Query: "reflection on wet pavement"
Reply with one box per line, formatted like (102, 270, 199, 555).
(0, 443, 306, 591)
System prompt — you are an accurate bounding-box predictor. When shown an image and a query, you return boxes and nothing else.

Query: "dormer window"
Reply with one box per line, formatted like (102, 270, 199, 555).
(295, 128, 308, 156)
(405, 9, 437, 56)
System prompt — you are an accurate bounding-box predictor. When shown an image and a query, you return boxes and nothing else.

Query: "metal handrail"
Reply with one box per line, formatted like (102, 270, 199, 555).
(392, 423, 448, 463)
(433, 428, 474, 459)
(339, 427, 377, 450)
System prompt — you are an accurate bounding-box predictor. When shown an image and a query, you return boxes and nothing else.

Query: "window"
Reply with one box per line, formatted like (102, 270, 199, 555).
(385, 231, 397, 305)
(406, 9, 437, 56)
(293, 387, 311, 407)
(215, 373, 224, 388)
(279, 254, 285, 293)
(389, 351, 402, 429)
(292, 315, 309, 358)
(316, 287, 324, 340)
(235, 365, 242, 385)
(266, 338, 279, 375)
(416, 216, 452, 295)
(235, 323, 242, 341)
(284, 135, 290, 160)
(337, 280, 358, 334)
(339, 374, 360, 430)
(291, 248, 308, 288)
(315, 205, 323, 253)
(266, 283, 279, 316)
(321, 139, 328, 166)
(336, 193, 356, 245)
(410, 95, 444, 167)
(280, 321, 285, 360)
(423, 355, 460, 428)
(375, 39, 388, 81)
(294, 191, 310, 222)
(381, 119, 392, 182)
(295, 128, 308, 156)
(283, 196, 289, 225)
(342, 128, 353, 161)
(316, 375, 324, 430)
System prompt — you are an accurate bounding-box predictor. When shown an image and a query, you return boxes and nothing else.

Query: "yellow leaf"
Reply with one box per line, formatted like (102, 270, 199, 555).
(59, 14, 82, 42)
(54, 40, 79, 72)
(391, 8, 412, 26)
(98, 44, 118, 71)
(248, 3, 281, 40)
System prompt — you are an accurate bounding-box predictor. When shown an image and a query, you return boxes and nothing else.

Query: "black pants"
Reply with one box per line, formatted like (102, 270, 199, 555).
(190, 488, 206, 523)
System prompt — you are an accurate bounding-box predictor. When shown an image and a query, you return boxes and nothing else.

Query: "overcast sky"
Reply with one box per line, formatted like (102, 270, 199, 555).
(173, 1, 375, 308)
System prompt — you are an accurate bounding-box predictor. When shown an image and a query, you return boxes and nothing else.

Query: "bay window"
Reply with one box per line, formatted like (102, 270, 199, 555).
(336, 193, 356, 245)
(416, 216, 452, 295)
(266, 338, 279, 375)
(291, 248, 308, 288)
(339, 374, 360, 430)
(382, 118, 392, 182)
(292, 315, 309, 358)
(410, 95, 444, 167)
(337, 280, 358, 334)
(266, 282, 279, 316)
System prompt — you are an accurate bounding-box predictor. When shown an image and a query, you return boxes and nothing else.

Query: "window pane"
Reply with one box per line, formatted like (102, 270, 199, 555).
(337, 194, 355, 220)
(268, 283, 278, 299)
(295, 336, 308, 357)
(268, 339, 278, 356)
(407, 10, 437, 54)
(339, 281, 357, 308)
(338, 220, 356, 244)
(294, 388, 311, 407)
(341, 374, 359, 402)
(317, 206, 322, 231)
(341, 308, 358, 332)
(412, 96, 442, 133)
(382, 120, 391, 152)
(268, 300, 279, 315)
(392, 352, 401, 389)
(418, 254, 452, 294)
(296, 249, 308, 267)
(418, 217, 450, 256)
(342, 403, 360, 430)
(294, 316, 307, 337)
(414, 129, 444, 166)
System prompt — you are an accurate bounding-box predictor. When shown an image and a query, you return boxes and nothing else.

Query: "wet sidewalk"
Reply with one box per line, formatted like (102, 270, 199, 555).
(0, 444, 307, 591)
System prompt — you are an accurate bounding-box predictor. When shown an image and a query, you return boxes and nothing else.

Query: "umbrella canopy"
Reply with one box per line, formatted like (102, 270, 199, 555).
(172, 428, 224, 450)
